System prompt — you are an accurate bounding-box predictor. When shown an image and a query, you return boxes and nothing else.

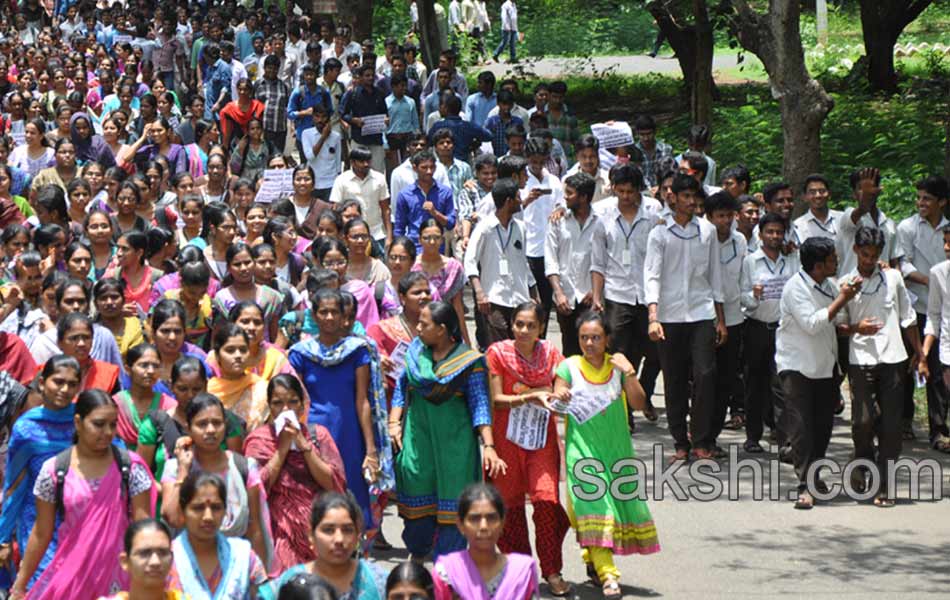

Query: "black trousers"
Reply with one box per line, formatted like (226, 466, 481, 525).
(604, 300, 661, 401)
(850, 361, 904, 493)
(743, 319, 785, 444)
(904, 314, 950, 441)
(781, 371, 836, 492)
(712, 323, 743, 442)
(527, 257, 553, 337)
(556, 302, 587, 358)
(656, 320, 717, 451)
(485, 303, 515, 346)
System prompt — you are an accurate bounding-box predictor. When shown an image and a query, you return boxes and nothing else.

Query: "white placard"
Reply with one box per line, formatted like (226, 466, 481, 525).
(387, 341, 410, 381)
(113, 34, 133, 48)
(505, 403, 550, 451)
(360, 114, 387, 136)
(254, 168, 294, 203)
(761, 275, 790, 301)
(551, 388, 614, 425)
(591, 121, 634, 150)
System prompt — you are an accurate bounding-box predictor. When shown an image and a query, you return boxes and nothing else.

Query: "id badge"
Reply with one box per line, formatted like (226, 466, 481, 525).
(499, 259, 510, 276)
(621, 249, 632, 266)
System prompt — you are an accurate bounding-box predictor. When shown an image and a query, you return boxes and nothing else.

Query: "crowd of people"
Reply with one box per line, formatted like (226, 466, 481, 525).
(0, 0, 945, 599)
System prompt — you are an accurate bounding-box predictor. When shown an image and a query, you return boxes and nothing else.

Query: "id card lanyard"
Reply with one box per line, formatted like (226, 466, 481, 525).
(496, 223, 514, 276)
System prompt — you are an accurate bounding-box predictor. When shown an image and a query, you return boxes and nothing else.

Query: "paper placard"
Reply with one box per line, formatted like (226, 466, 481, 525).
(552, 388, 614, 425)
(113, 34, 133, 47)
(254, 168, 294, 203)
(591, 121, 634, 150)
(761, 275, 790, 301)
(360, 114, 387, 136)
(505, 403, 550, 451)
(387, 341, 409, 381)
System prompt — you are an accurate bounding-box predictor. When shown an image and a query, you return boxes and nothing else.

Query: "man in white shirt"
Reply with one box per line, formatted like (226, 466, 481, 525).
(493, 0, 518, 63)
(329, 148, 392, 244)
(836, 167, 898, 277)
(645, 173, 726, 461)
(793, 174, 842, 244)
(300, 104, 342, 199)
(591, 164, 662, 421)
(840, 226, 921, 506)
(465, 177, 538, 346)
(706, 192, 748, 455)
(749, 182, 799, 254)
(922, 227, 950, 451)
(545, 171, 598, 357)
(739, 212, 799, 454)
(901, 175, 950, 449)
(522, 138, 563, 337)
(776, 236, 860, 509)
(564, 135, 611, 204)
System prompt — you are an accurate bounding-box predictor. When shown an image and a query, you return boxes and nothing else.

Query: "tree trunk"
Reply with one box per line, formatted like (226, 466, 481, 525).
(732, 0, 835, 214)
(337, 0, 374, 42)
(858, 0, 935, 92)
(417, 0, 443, 71)
(691, 0, 715, 126)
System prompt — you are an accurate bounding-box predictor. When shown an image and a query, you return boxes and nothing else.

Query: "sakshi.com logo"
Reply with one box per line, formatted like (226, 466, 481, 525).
(570, 444, 945, 503)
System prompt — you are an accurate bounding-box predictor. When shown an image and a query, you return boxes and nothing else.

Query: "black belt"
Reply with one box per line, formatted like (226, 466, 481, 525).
(749, 318, 779, 330)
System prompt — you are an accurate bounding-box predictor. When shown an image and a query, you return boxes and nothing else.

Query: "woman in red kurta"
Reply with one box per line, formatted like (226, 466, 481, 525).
(45, 312, 120, 394)
(484, 301, 571, 597)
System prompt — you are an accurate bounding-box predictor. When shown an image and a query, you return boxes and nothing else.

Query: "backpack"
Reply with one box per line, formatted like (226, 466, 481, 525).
(55, 444, 131, 520)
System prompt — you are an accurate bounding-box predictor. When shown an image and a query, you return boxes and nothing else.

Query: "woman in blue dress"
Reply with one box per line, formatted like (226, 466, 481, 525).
(287, 288, 393, 542)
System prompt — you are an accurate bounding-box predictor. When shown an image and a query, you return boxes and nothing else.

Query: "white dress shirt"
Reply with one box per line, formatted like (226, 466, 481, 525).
(776, 270, 841, 379)
(897, 213, 949, 315)
(644, 215, 724, 323)
(464, 213, 535, 307)
(841, 267, 916, 366)
(740, 249, 800, 324)
(718, 229, 748, 327)
(926, 261, 950, 365)
(521, 168, 564, 258)
(300, 128, 342, 190)
(544, 210, 600, 304)
(590, 196, 661, 306)
(793, 208, 843, 245)
(329, 169, 390, 240)
(836, 206, 898, 276)
(500, 0, 518, 30)
(564, 164, 611, 204)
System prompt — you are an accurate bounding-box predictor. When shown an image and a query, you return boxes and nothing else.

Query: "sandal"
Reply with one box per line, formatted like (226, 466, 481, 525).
(933, 437, 950, 454)
(643, 403, 658, 422)
(723, 414, 745, 430)
(902, 425, 916, 441)
(874, 494, 896, 508)
(545, 574, 572, 597)
(602, 577, 622, 599)
(794, 491, 814, 510)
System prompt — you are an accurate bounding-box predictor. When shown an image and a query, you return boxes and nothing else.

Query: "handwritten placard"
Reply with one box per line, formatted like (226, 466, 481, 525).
(761, 275, 791, 301)
(254, 168, 294, 203)
(591, 121, 634, 150)
(360, 114, 387, 136)
(505, 403, 550, 450)
(551, 388, 614, 425)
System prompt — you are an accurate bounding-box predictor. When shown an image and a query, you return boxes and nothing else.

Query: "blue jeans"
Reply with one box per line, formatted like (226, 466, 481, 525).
(494, 29, 517, 61)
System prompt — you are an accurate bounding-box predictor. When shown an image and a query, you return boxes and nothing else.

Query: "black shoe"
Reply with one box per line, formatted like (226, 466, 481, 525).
(647, 51, 657, 58)
(743, 440, 764, 453)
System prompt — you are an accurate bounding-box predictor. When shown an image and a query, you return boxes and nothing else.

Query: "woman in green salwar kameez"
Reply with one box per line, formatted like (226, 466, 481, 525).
(552, 311, 661, 599)
(387, 301, 508, 561)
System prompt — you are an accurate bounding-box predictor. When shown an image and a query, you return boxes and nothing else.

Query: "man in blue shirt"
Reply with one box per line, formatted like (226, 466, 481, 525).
(464, 71, 497, 128)
(202, 43, 232, 121)
(288, 64, 334, 158)
(394, 149, 456, 252)
(429, 94, 491, 164)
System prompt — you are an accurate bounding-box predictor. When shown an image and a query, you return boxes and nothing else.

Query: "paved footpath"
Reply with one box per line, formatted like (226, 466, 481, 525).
(476, 53, 744, 79)
(370, 309, 950, 598)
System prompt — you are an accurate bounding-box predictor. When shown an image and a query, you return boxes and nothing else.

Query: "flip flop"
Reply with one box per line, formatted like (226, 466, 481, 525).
(545, 574, 572, 597)
(602, 578, 622, 599)
(794, 492, 814, 510)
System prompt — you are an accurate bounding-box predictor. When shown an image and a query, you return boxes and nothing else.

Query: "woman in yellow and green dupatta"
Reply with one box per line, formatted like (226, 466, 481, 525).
(552, 311, 660, 599)
(388, 301, 507, 561)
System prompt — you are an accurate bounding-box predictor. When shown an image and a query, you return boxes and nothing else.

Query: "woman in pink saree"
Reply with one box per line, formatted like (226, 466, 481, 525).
(9, 390, 154, 600)
(243, 374, 346, 573)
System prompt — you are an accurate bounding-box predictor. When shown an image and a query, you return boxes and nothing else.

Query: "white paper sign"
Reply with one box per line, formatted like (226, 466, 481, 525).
(552, 389, 614, 425)
(360, 114, 387, 136)
(387, 341, 409, 381)
(761, 275, 790, 301)
(113, 34, 133, 48)
(254, 168, 294, 203)
(505, 403, 550, 451)
(591, 121, 634, 150)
